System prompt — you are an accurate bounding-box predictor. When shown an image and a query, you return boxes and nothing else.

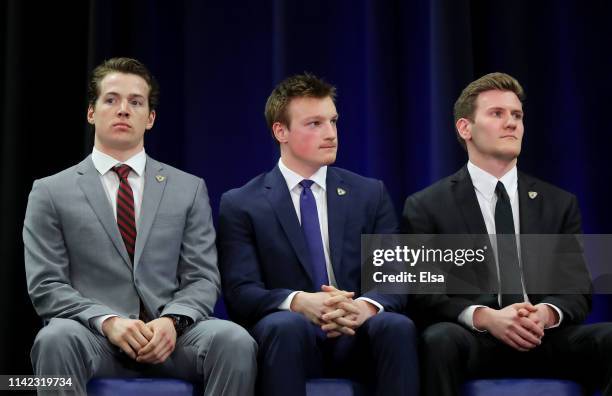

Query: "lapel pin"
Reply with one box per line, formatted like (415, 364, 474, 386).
(337, 187, 346, 196)
(156, 175, 165, 182)
(528, 191, 538, 199)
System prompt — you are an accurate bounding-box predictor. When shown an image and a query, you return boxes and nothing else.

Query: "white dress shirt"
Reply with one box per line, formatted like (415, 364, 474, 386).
(90, 147, 147, 335)
(458, 161, 562, 330)
(276, 158, 383, 313)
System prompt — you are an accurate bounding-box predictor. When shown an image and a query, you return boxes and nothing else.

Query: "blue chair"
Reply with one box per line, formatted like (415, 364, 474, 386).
(87, 378, 198, 396)
(88, 377, 367, 396)
(461, 378, 585, 396)
(306, 378, 368, 396)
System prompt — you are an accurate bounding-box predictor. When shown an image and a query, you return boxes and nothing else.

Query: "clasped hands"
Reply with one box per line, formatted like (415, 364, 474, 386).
(290, 285, 378, 338)
(102, 316, 176, 364)
(473, 302, 559, 352)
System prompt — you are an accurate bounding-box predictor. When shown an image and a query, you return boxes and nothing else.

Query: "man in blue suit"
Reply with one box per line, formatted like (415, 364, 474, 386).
(218, 74, 418, 396)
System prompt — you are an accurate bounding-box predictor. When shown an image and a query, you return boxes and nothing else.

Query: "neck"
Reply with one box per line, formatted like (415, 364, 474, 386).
(280, 154, 320, 179)
(94, 141, 143, 163)
(468, 154, 517, 179)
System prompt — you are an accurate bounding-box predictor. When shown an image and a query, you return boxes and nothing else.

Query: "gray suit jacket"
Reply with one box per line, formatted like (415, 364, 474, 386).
(24, 155, 219, 330)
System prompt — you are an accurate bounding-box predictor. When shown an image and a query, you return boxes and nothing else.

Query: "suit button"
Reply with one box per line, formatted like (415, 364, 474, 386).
(129, 314, 136, 319)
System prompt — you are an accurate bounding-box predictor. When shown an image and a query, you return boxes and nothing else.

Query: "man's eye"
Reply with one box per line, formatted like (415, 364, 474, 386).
(131, 100, 143, 106)
(331, 119, 338, 125)
(104, 98, 115, 104)
(310, 121, 320, 127)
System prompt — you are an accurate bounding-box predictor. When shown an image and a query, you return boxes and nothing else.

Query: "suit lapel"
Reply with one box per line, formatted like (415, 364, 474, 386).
(518, 172, 541, 234)
(326, 168, 347, 283)
(451, 166, 496, 290)
(517, 172, 542, 293)
(76, 156, 132, 269)
(264, 167, 315, 283)
(134, 156, 167, 267)
(451, 166, 488, 234)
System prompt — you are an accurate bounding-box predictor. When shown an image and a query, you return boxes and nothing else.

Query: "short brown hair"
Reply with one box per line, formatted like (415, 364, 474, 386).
(453, 72, 524, 150)
(265, 73, 336, 141)
(88, 57, 159, 111)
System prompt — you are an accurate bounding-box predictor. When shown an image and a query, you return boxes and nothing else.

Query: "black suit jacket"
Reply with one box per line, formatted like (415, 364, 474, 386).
(401, 166, 591, 327)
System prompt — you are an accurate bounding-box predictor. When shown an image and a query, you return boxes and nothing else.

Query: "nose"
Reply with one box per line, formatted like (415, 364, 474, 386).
(117, 99, 130, 117)
(323, 120, 337, 140)
(504, 115, 517, 130)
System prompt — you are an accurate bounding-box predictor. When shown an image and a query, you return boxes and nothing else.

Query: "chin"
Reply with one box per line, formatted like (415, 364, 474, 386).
(321, 154, 337, 165)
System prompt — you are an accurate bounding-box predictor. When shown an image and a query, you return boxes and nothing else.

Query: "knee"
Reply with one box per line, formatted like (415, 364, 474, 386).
(421, 322, 466, 356)
(210, 320, 257, 357)
(253, 311, 312, 343)
(366, 312, 417, 340)
(32, 318, 90, 357)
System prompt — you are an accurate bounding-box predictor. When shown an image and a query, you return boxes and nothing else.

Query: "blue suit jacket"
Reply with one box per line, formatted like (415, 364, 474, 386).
(218, 165, 404, 327)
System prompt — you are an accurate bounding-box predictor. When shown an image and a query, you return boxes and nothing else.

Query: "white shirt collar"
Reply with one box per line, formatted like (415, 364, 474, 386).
(277, 158, 327, 191)
(467, 160, 517, 202)
(92, 147, 147, 177)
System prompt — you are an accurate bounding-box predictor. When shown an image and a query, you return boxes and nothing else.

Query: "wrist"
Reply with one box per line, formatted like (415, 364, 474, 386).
(544, 305, 559, 328)
(473, 307, 492, 331)
(357, 300, 378, 317)
(290, 292, 303, 312)
(162, 314, 192, 336)
(101, 316, 118, 336)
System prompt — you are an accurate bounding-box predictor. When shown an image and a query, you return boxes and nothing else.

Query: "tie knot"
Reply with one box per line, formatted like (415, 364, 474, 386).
(112, 164, 132, 180)
(300, 179, 315, 190)
(495, 181, 509, 201)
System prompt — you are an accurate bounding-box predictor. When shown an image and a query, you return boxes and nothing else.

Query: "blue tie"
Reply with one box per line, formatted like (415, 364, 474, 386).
(299, 180, 329, 290)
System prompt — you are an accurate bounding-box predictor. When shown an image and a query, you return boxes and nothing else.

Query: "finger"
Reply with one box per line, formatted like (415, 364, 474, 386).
(333, 316, 359, 329)
(507, 330, 538, 350)
(321, 321, 342, 332)
(322, 308, 347, 322)
(324, 294, 351, 306)
(129, 326, 151, 348)
(517, 308, 530, 317)
(118, 341, 138, 359)
(518, 317, 545, 338)
(503, 335, 529, 352)
(321, 285, 354, 298)
(136, 321, 154, 340)
(511, 324, 542, 346)
(125, 334, 147, 352)
(138, 331, 161, 356)
(335, 326, 355, 336)
(326, 330, 342, 338)
(338, 301, 361, 315)
(514, 302, 537, 312)
(139, 338, 169, 362)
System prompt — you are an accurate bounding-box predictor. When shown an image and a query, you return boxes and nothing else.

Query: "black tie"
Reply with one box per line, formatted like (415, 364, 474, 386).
(495, 181, 523, 306)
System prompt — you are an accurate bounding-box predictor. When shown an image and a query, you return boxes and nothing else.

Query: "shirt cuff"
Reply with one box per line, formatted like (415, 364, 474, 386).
(356, 297, 384, 313)
(92, 314, 119, 336)
(542, 303, 564, 328)
(279, 291, 301, 311)
(458, 305, 487, 332)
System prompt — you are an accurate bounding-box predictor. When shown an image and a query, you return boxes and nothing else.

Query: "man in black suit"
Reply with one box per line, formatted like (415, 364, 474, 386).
(402, 72, 612, 395)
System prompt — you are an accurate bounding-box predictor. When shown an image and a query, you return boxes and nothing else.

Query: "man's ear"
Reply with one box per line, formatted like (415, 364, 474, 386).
(146, 110, 156, 130)
(272, 122, 289, 143)
(456, 118, 472, 142)
(87, 105, 95, 125)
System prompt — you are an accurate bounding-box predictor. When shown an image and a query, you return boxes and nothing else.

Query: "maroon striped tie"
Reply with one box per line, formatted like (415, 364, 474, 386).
(112, 165, 137, 262)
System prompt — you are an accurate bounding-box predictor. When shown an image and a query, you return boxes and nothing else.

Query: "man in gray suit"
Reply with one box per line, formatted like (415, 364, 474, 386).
(23, 57, 256, 395)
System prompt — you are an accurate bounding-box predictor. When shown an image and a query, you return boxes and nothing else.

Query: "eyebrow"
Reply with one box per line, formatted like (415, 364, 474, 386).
(103, 92, 146, 99)
(487, 106, 523, 114)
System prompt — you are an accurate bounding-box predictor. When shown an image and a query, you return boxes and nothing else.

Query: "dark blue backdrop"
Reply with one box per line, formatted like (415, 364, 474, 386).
(1, 0, 611, 374)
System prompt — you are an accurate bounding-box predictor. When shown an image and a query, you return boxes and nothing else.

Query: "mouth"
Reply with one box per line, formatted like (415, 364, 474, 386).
(320, 145, 337, 149)
(500, 135, 518, 140)
(113, 122, 131, 129)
